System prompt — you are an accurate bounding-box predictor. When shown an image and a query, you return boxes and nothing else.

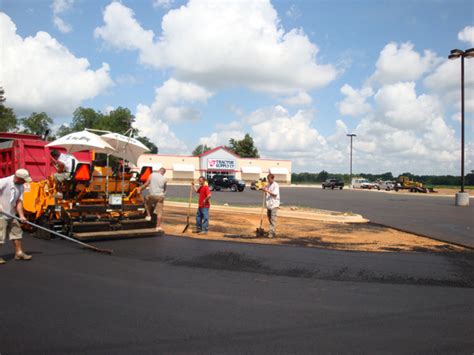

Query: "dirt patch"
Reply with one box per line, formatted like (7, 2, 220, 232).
(161, 205, 467, 253)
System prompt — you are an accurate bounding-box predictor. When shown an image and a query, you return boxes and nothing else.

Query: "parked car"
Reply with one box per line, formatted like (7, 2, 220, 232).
(352, 178, 379, 190)
(208, 175, 246, 192)
(322, 179, 344, 190)
(379, 180, 395, 191)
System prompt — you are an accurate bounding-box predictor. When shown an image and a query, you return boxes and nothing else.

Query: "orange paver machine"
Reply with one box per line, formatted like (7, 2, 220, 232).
(22, 164, 157, 241)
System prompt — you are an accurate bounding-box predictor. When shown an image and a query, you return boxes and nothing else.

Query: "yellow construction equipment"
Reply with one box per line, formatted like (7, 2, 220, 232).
(22, 164, 158, 241)
(394, 176, 435, 193)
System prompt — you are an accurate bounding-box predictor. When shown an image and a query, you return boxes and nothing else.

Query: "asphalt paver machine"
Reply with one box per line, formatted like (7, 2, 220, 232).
(22, 164, 158, 241)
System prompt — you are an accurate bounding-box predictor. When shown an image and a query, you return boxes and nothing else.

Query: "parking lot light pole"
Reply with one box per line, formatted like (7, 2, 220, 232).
(449, 48, 474, 206)
(347, 134, 356, 188)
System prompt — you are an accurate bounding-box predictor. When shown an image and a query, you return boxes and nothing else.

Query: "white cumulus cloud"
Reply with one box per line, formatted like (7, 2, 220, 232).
(133, 104, 187, 153)
(0, 12, 113, 116)
(94, 0, 337, 94)
(373, 82, 442, 130)
(250, 106, 326, 153)
(148, 78, 213, 122)
(281, 91, 313, 106)
(458, 26, 474, 46)
(370, 42, 440, 85)
(337, 84, 373, 116)
(153, 0, 175, 9)
(51, 0, 74, 33)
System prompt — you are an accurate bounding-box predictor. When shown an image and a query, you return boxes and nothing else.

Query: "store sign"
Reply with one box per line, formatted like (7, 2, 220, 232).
(207, 159, 235, 170)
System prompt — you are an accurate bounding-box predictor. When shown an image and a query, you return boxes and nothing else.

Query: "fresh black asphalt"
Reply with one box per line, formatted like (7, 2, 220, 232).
(1, 236, 473, 354)
(168, 185, 474, 248)
(1, 186, 473, 354)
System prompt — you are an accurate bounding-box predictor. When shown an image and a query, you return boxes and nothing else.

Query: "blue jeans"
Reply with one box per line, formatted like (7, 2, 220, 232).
(196, 208, 209, 232)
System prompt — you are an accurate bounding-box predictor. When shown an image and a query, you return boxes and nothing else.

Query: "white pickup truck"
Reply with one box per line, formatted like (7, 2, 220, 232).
(351, 178, 380, 190)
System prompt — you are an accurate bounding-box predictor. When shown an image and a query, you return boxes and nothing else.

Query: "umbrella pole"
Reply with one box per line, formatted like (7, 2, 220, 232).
(106, 154, 109, 203)
(122, 148, 125, 198)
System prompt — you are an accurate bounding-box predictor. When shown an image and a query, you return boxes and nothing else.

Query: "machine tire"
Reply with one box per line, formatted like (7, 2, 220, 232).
(230, 184, 238, 192)
(331, 186, 335, 190)
(339, 186, 343, 190)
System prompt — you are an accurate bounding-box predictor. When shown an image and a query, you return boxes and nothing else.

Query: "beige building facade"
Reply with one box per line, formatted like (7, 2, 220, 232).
(137, 146, 292, 184)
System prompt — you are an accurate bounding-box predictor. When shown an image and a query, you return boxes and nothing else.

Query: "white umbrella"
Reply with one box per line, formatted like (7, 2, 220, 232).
(101, 132, 150, 197)
(46, 130, 115, 154)
(47, 130, 116, 198)
(101, 132, 149, 165)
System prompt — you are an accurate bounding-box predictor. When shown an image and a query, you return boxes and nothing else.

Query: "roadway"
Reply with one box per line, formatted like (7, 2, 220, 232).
(1, 235, 473, 354)
(167, 185, 474, 248)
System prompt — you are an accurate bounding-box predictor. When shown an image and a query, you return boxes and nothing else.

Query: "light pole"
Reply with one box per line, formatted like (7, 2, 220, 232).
(449, 48, 474, 206)
(347, 134, 356, 188)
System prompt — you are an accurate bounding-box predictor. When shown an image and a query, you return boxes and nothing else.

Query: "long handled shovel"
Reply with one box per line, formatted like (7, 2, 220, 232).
(1, 211, 113, 255)
(256, 191, 267, 237)
(182, 182, 194, 233)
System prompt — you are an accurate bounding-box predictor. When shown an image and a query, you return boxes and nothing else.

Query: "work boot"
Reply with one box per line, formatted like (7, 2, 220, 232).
(145, 216, 152, 221)
(0, 257, 6, 264)
(268, 232, 275, 239)
(15, 252, 32, 261)
(155, 227, 164, 233)
(200, 231, 208, 235)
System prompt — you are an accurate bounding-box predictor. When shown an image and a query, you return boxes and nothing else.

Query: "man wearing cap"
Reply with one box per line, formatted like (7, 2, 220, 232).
(262, 173, 280, 238)
(0, 169, 33, 264)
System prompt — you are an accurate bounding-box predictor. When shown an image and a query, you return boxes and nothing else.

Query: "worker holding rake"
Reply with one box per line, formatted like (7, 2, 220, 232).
(0, 169, 33, 264)
(262, 173, 280, 238)
(192, 176, 211, 234)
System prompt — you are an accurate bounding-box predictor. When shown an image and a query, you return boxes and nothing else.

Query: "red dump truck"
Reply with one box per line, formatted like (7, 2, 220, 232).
(0, 132, 92, 181)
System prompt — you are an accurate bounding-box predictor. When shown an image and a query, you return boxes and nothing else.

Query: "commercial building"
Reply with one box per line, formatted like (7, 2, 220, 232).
(137, 146, 292, 184)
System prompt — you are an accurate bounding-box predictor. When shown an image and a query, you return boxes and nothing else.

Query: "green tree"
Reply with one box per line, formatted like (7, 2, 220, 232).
(0, 87, 5, 104)
(20, 112, 53, 135)
(317, 170, 329, 182)
(136, 136, 158, 154)
(0, 87, 18, 132)
(71, 107, 103, 131)
(0, 106, 18, 132)
(192, 144, 212, 156)
(56, 124, 74, 137)
(228, 133, 259, 158)
(99, 107, 135, 134)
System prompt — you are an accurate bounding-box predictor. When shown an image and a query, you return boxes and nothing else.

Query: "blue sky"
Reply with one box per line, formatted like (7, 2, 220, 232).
(1, 0, 473, 174)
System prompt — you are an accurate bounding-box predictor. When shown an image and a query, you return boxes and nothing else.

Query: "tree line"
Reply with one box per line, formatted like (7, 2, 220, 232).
(0, 87, 158, 153)
(1, 87, 261, 159)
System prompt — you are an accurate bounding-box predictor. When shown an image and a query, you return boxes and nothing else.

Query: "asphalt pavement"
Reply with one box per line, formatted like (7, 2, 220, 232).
(168, 185, 474, 248)
(1, 235, 473, 354)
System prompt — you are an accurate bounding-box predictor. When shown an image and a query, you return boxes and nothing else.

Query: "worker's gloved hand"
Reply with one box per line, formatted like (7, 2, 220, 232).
(19, 216, 27, 223)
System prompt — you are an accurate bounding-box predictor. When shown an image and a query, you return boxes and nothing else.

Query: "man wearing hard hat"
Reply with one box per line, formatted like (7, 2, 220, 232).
(0, 169, 33, 264)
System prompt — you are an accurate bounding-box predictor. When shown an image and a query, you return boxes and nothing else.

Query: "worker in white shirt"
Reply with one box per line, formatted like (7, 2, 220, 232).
(262, 173, 280, 238)
(50, 149, 76, 182)
(0, 169, 33, 264)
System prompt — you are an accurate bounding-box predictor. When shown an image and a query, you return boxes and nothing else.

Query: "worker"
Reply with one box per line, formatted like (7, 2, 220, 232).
(138, 167, 167, 232)
(50, 149, 76, 182)
(0, 169, 33, 264)
(192, 176, 211, 234)
(262, 173, 280, 238)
